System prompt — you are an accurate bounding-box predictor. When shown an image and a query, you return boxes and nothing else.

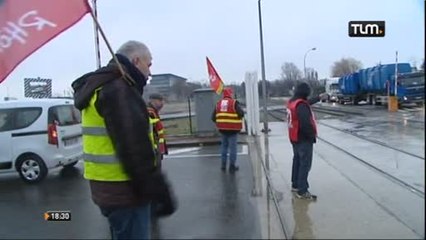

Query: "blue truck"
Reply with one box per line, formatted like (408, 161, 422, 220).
(337, 63, 425, 105)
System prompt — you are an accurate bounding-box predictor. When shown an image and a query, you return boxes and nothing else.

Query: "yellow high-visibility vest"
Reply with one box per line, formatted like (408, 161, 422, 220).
(82, 88, 156, 181)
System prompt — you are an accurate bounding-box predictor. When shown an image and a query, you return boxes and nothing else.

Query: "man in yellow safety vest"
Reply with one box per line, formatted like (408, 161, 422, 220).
(72, 40, 176, 239)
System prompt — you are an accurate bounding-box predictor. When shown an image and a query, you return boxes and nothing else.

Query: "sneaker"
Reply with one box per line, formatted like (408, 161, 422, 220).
(291, 187, 298, 192)
(229, 165, 239, 172)
(296, 191, 317, 200)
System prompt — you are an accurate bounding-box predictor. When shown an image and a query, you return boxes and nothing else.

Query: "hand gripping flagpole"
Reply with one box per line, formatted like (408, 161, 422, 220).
(88, 6, 135, 85)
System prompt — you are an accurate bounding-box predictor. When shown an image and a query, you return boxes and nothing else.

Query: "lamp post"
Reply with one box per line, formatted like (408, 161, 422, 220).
(257, 0, 270, 171)
(303, 47, 316, 79)
(258, 0, 268, 134)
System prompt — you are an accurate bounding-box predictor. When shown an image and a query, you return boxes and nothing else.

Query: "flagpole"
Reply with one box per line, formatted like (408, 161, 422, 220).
(88, 8, 134, 84)
(91, 0, 101, 69)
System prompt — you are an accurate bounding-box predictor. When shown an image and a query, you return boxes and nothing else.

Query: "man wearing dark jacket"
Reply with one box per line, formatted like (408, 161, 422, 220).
(287, 82, 327, 200)
(71, 40, 176, 239)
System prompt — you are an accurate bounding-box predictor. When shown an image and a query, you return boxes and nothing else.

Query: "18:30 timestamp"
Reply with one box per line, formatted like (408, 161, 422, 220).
(44, 211, 71, 221)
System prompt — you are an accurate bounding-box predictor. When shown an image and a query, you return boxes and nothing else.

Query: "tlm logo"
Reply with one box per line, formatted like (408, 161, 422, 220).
(348, 21, 385, 37)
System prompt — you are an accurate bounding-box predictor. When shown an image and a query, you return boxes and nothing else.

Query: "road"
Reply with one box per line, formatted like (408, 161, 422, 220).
(0, 145, 261, 239)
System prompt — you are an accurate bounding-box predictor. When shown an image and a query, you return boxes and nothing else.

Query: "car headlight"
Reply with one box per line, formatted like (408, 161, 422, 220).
(403, 96, 408, 101)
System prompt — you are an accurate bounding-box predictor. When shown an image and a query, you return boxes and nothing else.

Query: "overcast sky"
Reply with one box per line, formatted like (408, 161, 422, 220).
(0, 0, 424, 98)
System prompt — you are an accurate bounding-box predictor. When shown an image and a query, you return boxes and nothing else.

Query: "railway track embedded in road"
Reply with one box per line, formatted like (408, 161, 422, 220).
(270, 109, 424, 160)
(266, 109, 425, 198)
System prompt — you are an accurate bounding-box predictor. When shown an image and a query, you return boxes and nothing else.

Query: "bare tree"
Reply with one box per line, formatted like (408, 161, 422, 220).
(258, 80, 272, 98)
(268, 80, 286, 97)
(280, 62, 302, 81)
(306, 79, 324, 96)
(305, 67, 318, 80)
(331, 57, 362, 77)
(277, 62, 303, 96)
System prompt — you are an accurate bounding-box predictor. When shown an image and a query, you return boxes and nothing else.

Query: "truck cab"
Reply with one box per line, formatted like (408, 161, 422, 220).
(393, 72, 425, 104)
(324, 77, 340, 102)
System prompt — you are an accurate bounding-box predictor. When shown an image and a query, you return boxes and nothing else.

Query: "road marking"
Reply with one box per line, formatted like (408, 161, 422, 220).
(166, 145, 248, 159)
(242, 145, 248, 154)
(165, 152, 248, 159)
(167, 147, 201, 155)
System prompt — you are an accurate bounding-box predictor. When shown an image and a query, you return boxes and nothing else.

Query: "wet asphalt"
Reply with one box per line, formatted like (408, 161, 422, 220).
(158, 145, 260, 239)
(0, 164, 110, 239)
(0, 145, 260, 239)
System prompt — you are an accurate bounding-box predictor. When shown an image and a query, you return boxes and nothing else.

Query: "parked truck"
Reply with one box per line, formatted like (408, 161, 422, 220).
(336, 63, 425, 105)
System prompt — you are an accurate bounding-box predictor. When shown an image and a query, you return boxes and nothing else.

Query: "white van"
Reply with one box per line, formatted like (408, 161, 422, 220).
(0, 98, 82, 183)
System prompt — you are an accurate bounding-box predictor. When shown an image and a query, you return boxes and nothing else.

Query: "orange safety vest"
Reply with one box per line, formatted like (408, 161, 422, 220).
(287, 98, 317, 142)
(147, 106, 167, 155)
(215, 98, 243, 131)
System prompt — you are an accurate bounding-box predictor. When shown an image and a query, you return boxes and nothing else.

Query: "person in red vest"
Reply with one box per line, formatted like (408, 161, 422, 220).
(212, 87, 245, 172)
(287, 82, 327, 200)
(147, 93, 169, 238)
(147, 93, 168, 168)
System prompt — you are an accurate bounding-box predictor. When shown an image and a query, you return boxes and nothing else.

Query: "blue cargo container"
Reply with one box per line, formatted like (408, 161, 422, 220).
(358, 69, 368, 92)
(369, 67, 376, 91)
(341, 72, 359, 95)
(358, 63, 411, 93)
(340, 75, 349, 94)
(362, 67, 368, 91)
(338, 77, 344, 93)
(362, 66, 378, 92)
(372, 66, 383, 92)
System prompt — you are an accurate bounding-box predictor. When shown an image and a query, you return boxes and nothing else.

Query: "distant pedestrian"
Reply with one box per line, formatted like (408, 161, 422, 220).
(72, 40, 176, 239)
(146, 93, 169, 238)
(147, 93, 168, 168)
(287, 82, 327, 200)
(212, 87, 244, 172)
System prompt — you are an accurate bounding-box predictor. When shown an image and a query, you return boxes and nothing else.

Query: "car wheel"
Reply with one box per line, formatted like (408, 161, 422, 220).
(16, 154, 48, 183)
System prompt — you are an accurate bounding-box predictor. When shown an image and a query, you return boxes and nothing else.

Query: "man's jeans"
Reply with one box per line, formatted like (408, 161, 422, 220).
(221, 133, 238, 167)
(100, 204, 151, 240)
(291, 142, 313, 194)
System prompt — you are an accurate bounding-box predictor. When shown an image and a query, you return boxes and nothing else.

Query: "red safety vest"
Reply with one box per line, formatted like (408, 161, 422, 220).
(215, 98, 242, 131)
(147, 106, 167, 155)
(287, 98, 317, 142)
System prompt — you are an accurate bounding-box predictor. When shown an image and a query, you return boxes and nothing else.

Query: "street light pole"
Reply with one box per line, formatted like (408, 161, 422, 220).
(258, 0, 270, 171)
(303, 47, 316, 79)
(258, 0, 268, 134)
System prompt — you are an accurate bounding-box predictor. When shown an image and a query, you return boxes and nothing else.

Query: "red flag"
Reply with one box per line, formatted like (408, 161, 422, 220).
(206, 57, 224, 94)
(0, 0, 91, 83)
